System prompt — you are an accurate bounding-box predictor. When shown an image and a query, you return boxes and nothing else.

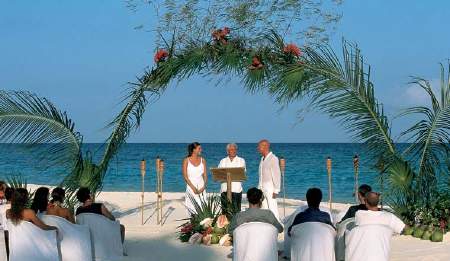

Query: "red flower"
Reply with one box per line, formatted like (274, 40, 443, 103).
(212, 27, 231, 44)
(181, 223, 194, 233)
(249, 56, 263, 70)
(203, 226, 213, 236)
(154, 49, 169, 63)
(283, 43, 302, 57)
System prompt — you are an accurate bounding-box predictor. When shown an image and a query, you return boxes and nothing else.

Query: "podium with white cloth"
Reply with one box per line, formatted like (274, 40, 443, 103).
(211, 167, 246, 202)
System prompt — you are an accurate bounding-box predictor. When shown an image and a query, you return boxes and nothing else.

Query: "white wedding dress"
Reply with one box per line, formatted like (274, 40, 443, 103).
(185, 158, 206, 215)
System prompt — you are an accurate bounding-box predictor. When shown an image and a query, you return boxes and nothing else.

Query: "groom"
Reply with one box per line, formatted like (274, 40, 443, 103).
(257, 139, 281, 220)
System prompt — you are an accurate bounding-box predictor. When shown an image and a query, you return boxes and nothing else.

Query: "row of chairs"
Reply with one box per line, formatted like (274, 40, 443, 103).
(0, 213, 123, 261)
(233, 220, 395, 261)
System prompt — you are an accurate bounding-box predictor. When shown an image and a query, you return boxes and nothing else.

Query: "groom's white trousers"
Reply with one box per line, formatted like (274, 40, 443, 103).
(261, 185, 280, 221)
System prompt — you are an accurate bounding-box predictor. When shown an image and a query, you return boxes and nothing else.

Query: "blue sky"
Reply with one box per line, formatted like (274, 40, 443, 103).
(0, 1, 449, 143)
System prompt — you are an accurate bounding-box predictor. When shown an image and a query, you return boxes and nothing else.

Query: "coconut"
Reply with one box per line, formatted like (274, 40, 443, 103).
(211, 234, 220, 244)
(413, 228, 424, 238)
(431, 230, 444, 242)
(421, 230, 432, 240)
(403, 227, 414, 236)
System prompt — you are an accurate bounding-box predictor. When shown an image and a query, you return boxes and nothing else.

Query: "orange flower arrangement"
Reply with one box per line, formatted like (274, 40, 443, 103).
(154, 49, 169, 63)
(249, 56, 263, 70)
(212, 27, 231, 44)
(283, 43, 302, 57)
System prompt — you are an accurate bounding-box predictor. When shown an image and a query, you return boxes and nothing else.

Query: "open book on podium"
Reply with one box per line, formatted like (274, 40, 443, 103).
(210, 167, 247, 202)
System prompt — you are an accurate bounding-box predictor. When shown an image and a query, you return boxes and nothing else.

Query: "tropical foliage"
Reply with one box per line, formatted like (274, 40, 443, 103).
(178, 194, 231, 245)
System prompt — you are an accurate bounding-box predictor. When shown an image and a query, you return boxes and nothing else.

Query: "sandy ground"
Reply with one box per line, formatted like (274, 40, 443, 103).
(78, 190, 450, 261)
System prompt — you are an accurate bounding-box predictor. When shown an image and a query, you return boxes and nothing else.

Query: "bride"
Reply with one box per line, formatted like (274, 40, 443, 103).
(182, 142, 207, 215)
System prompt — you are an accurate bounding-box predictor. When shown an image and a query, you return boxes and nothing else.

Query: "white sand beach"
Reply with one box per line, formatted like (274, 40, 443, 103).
(65, 189, 450, 261)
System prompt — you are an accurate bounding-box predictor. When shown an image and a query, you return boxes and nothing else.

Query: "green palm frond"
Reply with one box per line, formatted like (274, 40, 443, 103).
(0, 91, 82, 172)
(272, 42, 398, 167)
(398, 63, 450, 201)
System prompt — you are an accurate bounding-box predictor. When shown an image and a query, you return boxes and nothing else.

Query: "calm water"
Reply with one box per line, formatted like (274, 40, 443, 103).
(0, 143, 393, 203)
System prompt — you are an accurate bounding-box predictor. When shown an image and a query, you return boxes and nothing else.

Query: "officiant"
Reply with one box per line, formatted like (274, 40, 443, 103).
(218, 143, 246, 212)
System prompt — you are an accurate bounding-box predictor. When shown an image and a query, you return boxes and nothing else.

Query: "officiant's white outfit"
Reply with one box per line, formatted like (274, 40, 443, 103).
(258, 151, 281, 220)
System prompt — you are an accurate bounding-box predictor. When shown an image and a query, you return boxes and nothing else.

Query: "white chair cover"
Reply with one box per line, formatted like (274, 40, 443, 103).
(0, 204, 10, 231)
(7, 220, 60, 261)
(41, 215, 93, 261)
(345, 224, 394, 261)
(233, 222, 278, 261)
(283, 205, 333, 257)
(335, 218, 356, 261)
(290, 222, 336, 261)
(76, 213, 123, 261)
(0, 228, 6, 261)
(333, 205, 350, 224)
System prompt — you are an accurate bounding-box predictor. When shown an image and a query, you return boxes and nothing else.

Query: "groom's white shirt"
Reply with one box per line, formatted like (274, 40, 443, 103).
(258, 151, 281, 220)
(258, 152, 281, 193)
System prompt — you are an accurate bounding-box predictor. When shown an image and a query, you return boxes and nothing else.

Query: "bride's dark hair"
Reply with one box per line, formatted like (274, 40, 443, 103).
(187, 142, 201, 157)
(9, 188, 29, 225)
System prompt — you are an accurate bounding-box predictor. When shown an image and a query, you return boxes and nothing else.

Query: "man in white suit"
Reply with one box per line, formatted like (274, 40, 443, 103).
(257, 139, 281, 220)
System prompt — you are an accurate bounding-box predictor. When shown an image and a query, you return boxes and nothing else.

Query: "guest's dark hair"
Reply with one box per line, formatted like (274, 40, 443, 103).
(358, 184, 372, 197)
(0, 181, 6, 192)
(76, 187, 91, 203)
(5, 187, 14, 202)
(306, 188, 322, 208)
(365, 192, 380, 207)
(9, 188, 28, 225)
(50, 187, 66, 203)
(247, 187, 264, 205)
(31, 187, 49, 213)
(187, 142, 201, 157)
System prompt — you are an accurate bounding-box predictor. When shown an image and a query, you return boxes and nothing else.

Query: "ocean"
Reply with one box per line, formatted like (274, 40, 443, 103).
(0, 143, 391, 203)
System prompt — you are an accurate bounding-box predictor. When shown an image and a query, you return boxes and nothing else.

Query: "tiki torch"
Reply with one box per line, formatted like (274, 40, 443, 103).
(158, 159, 165, 226)
(140, 159, 146, 226)
(353, 155, 359, 204)
(326, 157, 332, 212)
(155, 156, 161, 225)
(279, 157, 286, 218)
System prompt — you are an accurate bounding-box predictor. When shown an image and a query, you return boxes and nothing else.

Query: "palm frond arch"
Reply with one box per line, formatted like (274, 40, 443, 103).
(93, 31, 406, 198)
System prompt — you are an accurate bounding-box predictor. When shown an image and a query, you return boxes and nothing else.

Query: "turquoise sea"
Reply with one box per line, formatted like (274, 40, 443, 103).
(0, 143, 399, 203)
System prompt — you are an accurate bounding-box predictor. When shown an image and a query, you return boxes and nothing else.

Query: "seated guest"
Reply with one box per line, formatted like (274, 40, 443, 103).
(46, 187, 75, 223)
(355, 192, 405, 233)
(1, 187, 14, 259)
(288, 188, 334, 236)
(31, 187, 50, 216)
(228, 187, 283, 235)
(76, 187, 125, 242)
(6, 188, 57, 231)
(340, 184, 372, 222)
(0, 180, 7, 203)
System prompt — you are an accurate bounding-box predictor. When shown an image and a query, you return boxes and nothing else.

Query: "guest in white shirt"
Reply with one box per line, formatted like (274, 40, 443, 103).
(257, 139, 281, 220)
(218, 143, 246, 212)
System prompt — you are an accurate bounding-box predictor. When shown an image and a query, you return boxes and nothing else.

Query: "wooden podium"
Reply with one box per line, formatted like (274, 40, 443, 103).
(211, 167, 247, 202)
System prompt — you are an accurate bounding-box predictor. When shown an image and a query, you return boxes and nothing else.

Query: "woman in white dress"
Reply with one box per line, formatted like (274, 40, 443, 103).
(183, 142, 208, 215)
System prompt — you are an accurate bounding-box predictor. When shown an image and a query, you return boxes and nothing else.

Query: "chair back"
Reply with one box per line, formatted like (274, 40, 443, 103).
(345, 224, 393, 261)
(290, 222, 336, 261)
(283, 205, 333, 258)
(335, 218, 356, 261)
(233, 222, 278, 261)
(42, 215, 93, 261)
(7, 220, 60, 261)
(76, 213, 123, 261)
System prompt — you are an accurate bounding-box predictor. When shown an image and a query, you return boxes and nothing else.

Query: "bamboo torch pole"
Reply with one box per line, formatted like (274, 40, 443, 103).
(279, 157, 286, 219)
(155, 157, 161, 225)
(140, 159, 146, 226)
(326, 157, 332, 212)
(353, 155, 359, 204)
(159, 159, 165, 226)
